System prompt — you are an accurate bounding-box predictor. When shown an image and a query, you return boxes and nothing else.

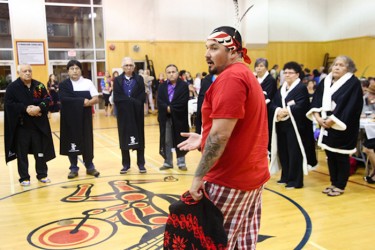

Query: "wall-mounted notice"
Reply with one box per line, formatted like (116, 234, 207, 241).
(16, 41, 45, 65)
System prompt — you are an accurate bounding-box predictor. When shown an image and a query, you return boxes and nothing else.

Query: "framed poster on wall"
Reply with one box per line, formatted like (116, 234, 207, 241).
(16, 41, 46, 65)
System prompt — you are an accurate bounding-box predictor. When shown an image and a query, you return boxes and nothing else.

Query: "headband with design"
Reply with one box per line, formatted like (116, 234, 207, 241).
(207, 29, 251, 64)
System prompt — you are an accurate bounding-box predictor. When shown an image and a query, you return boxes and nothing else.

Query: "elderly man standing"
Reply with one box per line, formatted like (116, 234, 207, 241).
(59, 60, 100, 179)
(177, 26, 270, 249)
(113, 57, 147, 174)
(4, 64, 55, 186)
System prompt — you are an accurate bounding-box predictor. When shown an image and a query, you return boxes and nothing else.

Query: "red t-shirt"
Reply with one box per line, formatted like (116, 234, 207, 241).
(201, 62, 270, 191)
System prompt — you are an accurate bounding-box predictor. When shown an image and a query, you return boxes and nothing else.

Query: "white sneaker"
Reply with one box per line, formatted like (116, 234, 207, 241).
(20, 180, 30, 186)
(38, 177, 51, 183)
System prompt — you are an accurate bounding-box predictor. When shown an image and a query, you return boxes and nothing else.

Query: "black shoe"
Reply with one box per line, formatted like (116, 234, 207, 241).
(178, 165, 188, 171)
(68, 171, 78, 179)
(139, 165, 147, 173)
(120, 166, 130, 174)
(160, 165, 173, 170)
(86, 169, 100, 177)
(366, 176, 375, 184)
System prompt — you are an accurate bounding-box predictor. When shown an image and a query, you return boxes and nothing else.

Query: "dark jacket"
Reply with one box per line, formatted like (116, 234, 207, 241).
(270, 81, 317, 168)
(4, 78, 55, 163)
(113, 72, 146, 150)
(310, 75, 363, 151)
(157, 78, 189, 159)
(261, 73, 277, 105)
(195, 74, 214, 134)
(59, 78, 94, 157)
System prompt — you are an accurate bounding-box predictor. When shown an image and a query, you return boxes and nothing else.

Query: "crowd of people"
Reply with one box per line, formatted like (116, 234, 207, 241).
(4, 24, 375, 249)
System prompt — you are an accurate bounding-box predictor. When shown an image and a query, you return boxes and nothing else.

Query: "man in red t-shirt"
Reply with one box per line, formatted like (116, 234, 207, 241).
(178, 26, 269, 249)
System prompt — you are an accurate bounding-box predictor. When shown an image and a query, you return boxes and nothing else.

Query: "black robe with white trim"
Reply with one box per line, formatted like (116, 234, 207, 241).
(258, 72, 278, 149)
(270, 80, 317, 175)
(307, 74, 362, 154)
(258, 72, 277, 105)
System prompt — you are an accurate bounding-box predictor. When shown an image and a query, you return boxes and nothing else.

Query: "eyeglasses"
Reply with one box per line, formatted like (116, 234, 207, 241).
(284, 71, 296, 75)
(123, 64, 134, 68)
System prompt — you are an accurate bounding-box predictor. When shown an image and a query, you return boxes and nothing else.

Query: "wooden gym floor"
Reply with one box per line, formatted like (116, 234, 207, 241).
(0, 110, 374, 250)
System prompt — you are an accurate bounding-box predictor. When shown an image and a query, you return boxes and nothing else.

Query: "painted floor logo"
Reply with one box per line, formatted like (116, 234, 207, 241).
(27, 179, 180, 249)
(5, 176, 309, 249)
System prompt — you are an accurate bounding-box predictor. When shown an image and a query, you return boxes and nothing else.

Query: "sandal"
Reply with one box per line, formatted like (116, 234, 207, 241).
(322, 186, 336, 194)
(365, 176, 375, 184)
(327, 188, 344, 197)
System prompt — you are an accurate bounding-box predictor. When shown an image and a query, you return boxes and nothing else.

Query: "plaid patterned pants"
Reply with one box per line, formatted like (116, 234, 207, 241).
(205, 182, 264, 250)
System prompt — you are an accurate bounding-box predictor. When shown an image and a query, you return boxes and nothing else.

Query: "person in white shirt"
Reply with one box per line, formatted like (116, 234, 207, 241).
(59, 60, 100, 179)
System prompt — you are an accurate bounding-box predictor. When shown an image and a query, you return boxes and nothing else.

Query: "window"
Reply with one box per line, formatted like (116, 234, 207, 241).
(47, 23, 71, 37)
(0, 19, 9, 35)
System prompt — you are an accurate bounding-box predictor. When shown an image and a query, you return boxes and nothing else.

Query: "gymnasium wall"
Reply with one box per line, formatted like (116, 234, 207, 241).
(6, 0, 375, 81)
(105, 37, 375, 78)
(104, 0, 375, 77)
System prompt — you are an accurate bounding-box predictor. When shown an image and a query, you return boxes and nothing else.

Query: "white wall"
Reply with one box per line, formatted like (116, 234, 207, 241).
(326, 0, 375, 40)
(241, 0, 269, 46)
(103, 0, 269, 43)
(6, 0, 375, 44)
(8, 0, 47, 40)
(105, 0, 375, 43)
(268, 0, 327, 41)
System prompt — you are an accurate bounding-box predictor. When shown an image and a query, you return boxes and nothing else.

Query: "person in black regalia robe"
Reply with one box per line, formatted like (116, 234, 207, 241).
(113, 57, 146, 174)
(254, 58, 278, 151)
(4, 64, 55, 186)
(270, 62, 317, 189)
(307, 55, 363, 196)
(59, 60, 100, 179)
(158, 64, 190, 171)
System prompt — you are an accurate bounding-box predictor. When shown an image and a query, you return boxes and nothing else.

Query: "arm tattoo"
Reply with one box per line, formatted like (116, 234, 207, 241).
(195, 134, 226, 177)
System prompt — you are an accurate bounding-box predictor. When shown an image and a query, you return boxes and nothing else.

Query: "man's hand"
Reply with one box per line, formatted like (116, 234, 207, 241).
(26, 105, 41, 116)
(177, 132, 202, 151)
(84, 99, 90, 107)
(189, 176, 204, 201)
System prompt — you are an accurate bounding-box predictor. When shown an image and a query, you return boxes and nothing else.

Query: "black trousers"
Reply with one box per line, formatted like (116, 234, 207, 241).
(277, 121, 303, 187)
(16, 126, 48, 182)
(325, 150, 350, 189)
(121, 149, 145, 168)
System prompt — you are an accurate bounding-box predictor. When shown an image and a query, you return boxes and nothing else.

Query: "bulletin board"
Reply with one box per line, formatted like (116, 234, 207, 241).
(16, 41, 46, 65)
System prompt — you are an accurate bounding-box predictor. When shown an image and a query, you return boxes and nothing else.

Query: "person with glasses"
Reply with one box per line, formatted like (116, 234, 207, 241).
(4, 64, 55, 186)
(307, 55, 363, 196)
(59, 59, 100, 179)
(113, 57, 147, 174)
(269, 61, 317, 189)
